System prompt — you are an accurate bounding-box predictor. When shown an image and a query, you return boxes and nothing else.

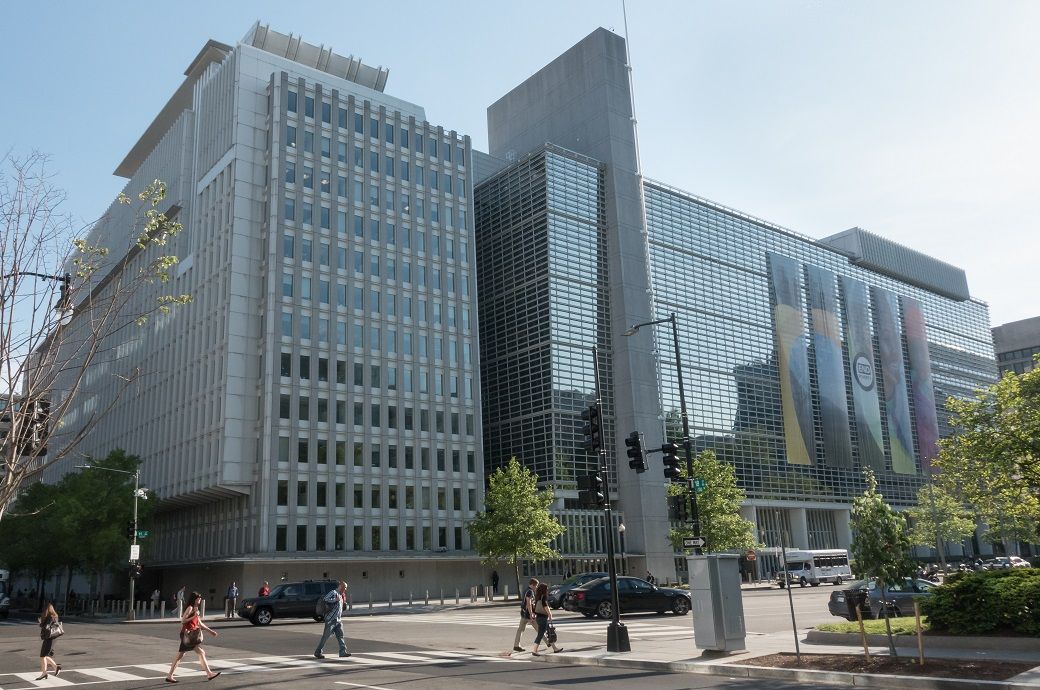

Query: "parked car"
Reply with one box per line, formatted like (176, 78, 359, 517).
(563, 576, 691, 619)
(238, 579, 339, 625)
(828, 578, 936, 620)
(983, 556, 1031, 570)
(547, 572, 608, 609)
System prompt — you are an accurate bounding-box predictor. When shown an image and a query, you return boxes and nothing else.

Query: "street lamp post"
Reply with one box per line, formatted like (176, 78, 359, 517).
(76, 464, 144, 620)
(618, 523, 627, 575)
(623, 311, 703, 554)
(1, 271, 73, 313)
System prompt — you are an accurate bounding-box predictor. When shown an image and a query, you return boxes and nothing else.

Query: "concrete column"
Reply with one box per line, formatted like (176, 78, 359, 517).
(789, 508, 809, 550)
(835, 509, 853, 549)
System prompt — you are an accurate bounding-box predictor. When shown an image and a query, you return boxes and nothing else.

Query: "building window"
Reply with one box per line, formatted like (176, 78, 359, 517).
(287, 91, 298, 113)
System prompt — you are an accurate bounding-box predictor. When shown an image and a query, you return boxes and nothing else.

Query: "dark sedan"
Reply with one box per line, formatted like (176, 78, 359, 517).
(547, 572, 608, 609)
(828, 578, 936, 620)
(563, 576, 691, 619)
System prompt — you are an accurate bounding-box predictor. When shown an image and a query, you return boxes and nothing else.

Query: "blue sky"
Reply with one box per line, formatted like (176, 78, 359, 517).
(2, 0, 1036, 327)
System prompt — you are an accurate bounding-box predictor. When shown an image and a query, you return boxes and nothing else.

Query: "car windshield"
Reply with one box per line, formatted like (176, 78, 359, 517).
(268, 585, 287, 597)
(561, 573, 602, 586)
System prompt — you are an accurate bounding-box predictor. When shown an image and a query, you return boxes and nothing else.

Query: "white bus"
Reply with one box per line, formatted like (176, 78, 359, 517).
(777, 549, 851, 587)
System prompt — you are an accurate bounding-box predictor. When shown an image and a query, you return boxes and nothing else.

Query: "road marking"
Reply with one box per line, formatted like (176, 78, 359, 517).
(335, 682, 398, 690)
(10, 672, 76, 687)
(131, 663, 205, 676)
(361, 651, 443, 662)
(73, 668, 149, 681)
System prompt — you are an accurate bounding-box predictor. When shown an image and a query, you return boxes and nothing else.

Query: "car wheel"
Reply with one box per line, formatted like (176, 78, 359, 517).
(313, 615, 323, 622)
(672, 598, 690, 615)
(835, 577, 843, 586)
(778, 582, 786, 589)
(254, 607, 273, 625)
(799, 578, 807, 588)
(810, 582, 820, 587)
(582, 612, 596, 618)
(596, 601, 613, 619)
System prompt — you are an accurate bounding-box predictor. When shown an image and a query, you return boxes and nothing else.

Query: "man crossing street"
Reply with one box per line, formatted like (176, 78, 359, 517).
(314, 581, 351, 659)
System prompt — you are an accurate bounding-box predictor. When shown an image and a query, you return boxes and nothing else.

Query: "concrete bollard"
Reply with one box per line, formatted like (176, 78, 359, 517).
(455, 588, 459, 605)
(200, 600, 206, 619)
(440, 589, 444, 606)
(369, 593, 373, 609)
(161, 601, 166, 618)
(409, 591, 413, 606)
(470, 586, 477, 603)
(388, 591, 393, 608)
(504, 585, 509, 601)
(425, 590, 429, 606)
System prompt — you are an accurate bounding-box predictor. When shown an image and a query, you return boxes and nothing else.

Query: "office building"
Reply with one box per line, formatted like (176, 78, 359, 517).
(49, 23, 483, 598)
(993, 316, 1040, 375)
(475, 28, 998, 579)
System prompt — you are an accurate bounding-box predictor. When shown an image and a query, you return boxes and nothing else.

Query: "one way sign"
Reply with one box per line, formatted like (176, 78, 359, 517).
(682, 536, 706, 549)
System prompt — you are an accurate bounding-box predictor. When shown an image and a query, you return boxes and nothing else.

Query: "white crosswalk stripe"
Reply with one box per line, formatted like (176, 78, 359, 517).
(348, 611, 693, 640)
(0, 651, 527, 688)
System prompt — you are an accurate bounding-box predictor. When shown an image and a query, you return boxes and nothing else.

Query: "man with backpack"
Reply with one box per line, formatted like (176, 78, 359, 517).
(314, 581, 350, 659)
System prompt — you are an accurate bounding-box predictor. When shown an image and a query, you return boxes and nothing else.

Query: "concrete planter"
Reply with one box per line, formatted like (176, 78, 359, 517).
(807, 629, 1040, 652)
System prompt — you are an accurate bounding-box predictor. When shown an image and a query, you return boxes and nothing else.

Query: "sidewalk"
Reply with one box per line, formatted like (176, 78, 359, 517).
(536, 629, 1040, 689)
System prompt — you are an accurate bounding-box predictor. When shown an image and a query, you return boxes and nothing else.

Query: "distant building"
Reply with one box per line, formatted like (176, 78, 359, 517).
(992, 316, 1040, 375)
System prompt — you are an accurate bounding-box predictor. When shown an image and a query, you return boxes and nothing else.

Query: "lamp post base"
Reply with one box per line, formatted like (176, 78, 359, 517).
(607, 622, 631, 652)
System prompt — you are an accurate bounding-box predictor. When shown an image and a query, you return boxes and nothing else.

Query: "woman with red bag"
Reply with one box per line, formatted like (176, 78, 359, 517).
(166, 592, 221, 683)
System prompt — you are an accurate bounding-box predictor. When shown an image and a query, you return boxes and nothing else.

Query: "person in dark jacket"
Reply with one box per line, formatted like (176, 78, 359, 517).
(37, 602, 62, 680)
(530, 583, 563, 656)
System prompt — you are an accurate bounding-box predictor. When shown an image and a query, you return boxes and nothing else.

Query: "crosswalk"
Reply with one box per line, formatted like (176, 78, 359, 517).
(353, 611, 694, 641)
(0, 651, 525, 689)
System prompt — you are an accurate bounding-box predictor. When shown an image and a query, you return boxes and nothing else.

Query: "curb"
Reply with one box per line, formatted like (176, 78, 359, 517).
(807, 630, 1040, 652)
(537, 650, 1039, 689)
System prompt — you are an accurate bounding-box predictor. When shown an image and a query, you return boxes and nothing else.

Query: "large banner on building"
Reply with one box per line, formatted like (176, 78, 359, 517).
(840, 277, 885, 471)
(806, 266, 853, 468)
(871, 286, 916, 474)
(901, 296, 940, 474)
(767, 253, 814, 465)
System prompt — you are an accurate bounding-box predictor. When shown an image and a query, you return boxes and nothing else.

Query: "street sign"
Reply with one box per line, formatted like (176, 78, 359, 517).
(692, 478, 707, 493)
(129, 544, 140, 562)
(136, 530, 150, 538)
(682, 536, 707, 549)
(745, 549, 757, 561)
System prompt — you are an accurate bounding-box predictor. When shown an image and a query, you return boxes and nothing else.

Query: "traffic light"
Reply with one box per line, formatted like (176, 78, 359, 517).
(668, 494, 690, 522)
(130, 563, 143, 579)
(662, 442, 681, 480)
(126, 521, 136, 540)
(577, 473, 605, 507)
(625, 431, 647, 473)
(581, 404, 602, 453)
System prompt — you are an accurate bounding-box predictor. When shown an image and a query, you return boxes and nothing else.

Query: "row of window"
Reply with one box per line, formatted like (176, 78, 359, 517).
(277, 395, 475, 430)
(274, 523, 464, 552)
(286, 158, 464, 196)
(281, 277, 471, 329)
(283, 193, 465, 230)
(997, 346, 1040, 361)
(276, 480, 475, 512)
(281, 355, 473, 387)
(286, 91, 464, 165)
(278, 437, 477, 472)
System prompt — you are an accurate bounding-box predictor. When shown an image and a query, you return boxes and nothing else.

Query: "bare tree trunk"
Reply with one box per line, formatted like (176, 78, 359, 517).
(880, 583, 897, 657)
(514, 558, 521, 600)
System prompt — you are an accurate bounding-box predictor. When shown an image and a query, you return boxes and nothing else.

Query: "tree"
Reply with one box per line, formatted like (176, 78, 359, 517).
(468, 458, 564, 595)
(905, 482, 976, 568)
(850, 469, 914, 656)
(668, 450, 757, 552)
(1, 154, 190, 521)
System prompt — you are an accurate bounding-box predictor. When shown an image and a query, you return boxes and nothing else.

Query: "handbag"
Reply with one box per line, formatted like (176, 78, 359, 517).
(180, 627, 203, 647)
(43, 620, 64, 640)
(546, 624, 558, 644)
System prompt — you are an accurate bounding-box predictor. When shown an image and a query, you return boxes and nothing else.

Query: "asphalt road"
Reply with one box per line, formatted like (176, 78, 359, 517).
(0, 587, 843, 690)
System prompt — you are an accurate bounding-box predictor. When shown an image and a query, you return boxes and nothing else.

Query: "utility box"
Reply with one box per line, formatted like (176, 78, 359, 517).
(688, 554, 746, 652)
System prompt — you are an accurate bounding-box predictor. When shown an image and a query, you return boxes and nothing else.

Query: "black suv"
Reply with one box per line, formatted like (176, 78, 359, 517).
(238, 580, 338, 625)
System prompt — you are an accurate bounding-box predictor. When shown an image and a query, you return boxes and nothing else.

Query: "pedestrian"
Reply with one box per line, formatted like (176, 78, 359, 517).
(512, 578, 538, 653)
(225, 582, 239, 619)
(166, 591, 221, 683)
(258, 581, 271, 597)
(151, 589, 161, 608)
(530, 583, 563, 656)
(645, 570, 656, 586)
(491, 570, 499, 595)
(176, 585, 187, 616)
(36, 602, 63, 680)
(314, 581, 351, 659)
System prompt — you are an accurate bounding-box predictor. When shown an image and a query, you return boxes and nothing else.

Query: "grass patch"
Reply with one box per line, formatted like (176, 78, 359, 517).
(816, 616, 928, 635)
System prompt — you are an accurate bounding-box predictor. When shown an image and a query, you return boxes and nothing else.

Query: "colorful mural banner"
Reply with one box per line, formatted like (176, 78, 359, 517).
(871, 286, 916, 475)
(901, 296, 940, 474)
(806, 266, 853, 468)
(840, 276, 885, 471)
(767, 252, 814, 465)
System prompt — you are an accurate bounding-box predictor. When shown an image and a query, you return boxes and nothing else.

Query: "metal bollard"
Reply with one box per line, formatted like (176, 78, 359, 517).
(409, 591, 413, 606)
(440, 589, 444, 606)
(504, 585, 509, 601)
(161, 601, 166, 618)
(425, 590, 429, 606)
(369, 593, 373, 609)
(455, 588, 459, 605)
(149, 601, 154, 618)
(200, 600, 206, 619)
(389, 591, 393, 608)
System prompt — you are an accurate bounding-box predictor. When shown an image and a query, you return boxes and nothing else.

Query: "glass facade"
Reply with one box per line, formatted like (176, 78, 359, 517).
(643, 180, 998, 506)
(475, 147, 610, 488)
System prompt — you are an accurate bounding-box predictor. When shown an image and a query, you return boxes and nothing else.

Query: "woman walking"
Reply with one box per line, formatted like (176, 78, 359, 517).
(166, 592, 221, 683)
(37, 602, 63, 680)
(530, 583, 563, 656)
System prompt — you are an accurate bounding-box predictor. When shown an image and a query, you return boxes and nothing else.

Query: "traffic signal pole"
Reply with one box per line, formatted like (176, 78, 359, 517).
(591, 346, 630, 653)
(128, 469, 139, 621)
(668, 313, 703, 555)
